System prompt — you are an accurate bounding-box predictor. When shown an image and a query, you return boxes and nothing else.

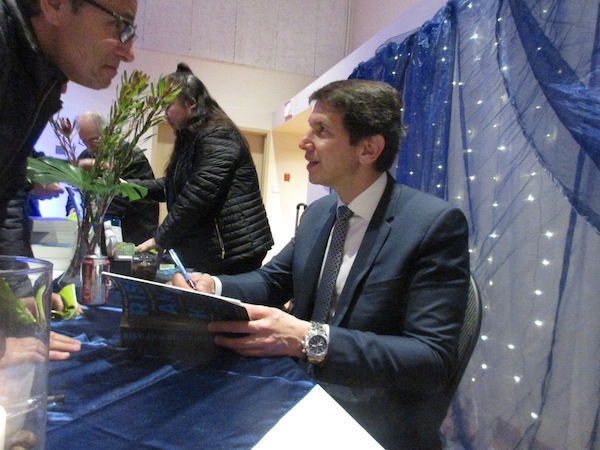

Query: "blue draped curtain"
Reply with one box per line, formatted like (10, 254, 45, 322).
(350, 1, 600, 448)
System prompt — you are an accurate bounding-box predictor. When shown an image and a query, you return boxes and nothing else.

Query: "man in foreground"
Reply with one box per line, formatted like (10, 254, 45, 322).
(1, 0, 138, 359)
(175, 79, 470, 449)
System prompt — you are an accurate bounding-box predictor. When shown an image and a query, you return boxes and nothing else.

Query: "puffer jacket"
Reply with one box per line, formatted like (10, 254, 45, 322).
(0, 0, 67, 257)
(138, 124, 274, 274)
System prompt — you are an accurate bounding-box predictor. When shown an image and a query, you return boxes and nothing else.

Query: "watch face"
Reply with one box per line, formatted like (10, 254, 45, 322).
(309, 335, 328, 356)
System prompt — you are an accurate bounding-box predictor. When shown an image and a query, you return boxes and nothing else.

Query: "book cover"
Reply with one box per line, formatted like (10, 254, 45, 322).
(104, 271, 249, 321)
(104, 272, 249, 361)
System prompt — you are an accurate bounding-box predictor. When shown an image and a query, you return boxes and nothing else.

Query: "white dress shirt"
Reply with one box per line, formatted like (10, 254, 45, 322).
(321, 172, 388, 320)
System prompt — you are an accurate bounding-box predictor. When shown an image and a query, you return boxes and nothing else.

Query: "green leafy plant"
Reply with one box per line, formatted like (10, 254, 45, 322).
(0, 279, 46, 334)
(27, 71, 179, 290)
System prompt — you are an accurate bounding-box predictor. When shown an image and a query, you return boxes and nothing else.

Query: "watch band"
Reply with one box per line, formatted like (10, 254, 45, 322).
(302, 321, 329, 364)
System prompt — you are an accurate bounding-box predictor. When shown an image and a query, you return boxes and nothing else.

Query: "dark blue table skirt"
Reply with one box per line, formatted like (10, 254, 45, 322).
(47, 291, 314, 449)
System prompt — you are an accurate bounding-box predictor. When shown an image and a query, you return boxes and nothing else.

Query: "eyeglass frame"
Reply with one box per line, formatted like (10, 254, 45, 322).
(79, 136, 101, 148)
(83, 0, 137, 44)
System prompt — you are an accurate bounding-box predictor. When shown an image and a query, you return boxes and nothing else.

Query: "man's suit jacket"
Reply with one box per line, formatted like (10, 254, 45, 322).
(219, 174, 470, 449)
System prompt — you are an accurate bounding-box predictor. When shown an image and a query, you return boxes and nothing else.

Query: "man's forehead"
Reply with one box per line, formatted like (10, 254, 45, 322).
(309, 101, 341, 122)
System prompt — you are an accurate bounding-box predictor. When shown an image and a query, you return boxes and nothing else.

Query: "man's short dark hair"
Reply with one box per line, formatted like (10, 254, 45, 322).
(309, 79, 404, 172)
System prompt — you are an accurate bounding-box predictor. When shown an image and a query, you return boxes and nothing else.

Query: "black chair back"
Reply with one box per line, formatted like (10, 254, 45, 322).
(446, 275, 483, 397)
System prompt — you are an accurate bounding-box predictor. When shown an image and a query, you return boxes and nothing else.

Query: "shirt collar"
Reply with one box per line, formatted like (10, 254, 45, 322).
(339, 172, 387, 221)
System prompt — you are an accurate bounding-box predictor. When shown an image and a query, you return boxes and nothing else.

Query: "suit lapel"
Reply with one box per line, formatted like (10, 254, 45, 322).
(331, 178, 399, 326)
(291, 202, 337, 320)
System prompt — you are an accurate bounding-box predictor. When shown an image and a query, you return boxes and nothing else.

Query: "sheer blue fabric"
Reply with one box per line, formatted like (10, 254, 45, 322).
(350, 0, 600, 448)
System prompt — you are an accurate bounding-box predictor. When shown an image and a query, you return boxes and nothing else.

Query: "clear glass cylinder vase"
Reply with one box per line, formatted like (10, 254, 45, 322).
(53, 205, 105, 297)
(0, 256, 53, 450)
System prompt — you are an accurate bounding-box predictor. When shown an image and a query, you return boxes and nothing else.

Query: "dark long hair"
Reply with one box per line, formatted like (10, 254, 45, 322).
(165, 63, 237, 133)
(164, 63, 245, 178)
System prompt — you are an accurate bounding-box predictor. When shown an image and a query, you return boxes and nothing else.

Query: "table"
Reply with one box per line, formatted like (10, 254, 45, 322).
(47, 289, 382, 449)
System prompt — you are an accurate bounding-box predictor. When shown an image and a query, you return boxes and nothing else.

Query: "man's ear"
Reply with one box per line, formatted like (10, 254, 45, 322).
(358, 135, 385, 165)
(39, 0, 69, 25)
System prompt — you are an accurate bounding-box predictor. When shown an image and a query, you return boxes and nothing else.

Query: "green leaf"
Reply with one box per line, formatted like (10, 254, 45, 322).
(27, 157, 87, 189)
(0, 278, 37, 334)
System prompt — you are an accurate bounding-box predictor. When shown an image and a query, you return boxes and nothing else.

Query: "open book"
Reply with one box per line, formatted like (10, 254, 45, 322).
(104, 272, 249, 362)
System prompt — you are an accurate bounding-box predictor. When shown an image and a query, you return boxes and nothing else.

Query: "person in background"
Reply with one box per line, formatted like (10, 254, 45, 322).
(66, 111, 159, 245)
(1, 0, 138, 359)
(174, 79, 470, 449)
(28, 149, 65, 217)
(135, 63, 273, 274)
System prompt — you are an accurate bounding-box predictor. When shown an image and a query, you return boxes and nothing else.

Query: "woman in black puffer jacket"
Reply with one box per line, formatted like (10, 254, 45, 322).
(135, 63, 273, 274)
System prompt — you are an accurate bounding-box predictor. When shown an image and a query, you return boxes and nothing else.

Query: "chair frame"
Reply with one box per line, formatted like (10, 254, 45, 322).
(446, 274, 483, 397)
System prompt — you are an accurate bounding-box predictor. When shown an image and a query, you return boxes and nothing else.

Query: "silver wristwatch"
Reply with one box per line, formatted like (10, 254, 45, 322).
(302, 321, 329, 364)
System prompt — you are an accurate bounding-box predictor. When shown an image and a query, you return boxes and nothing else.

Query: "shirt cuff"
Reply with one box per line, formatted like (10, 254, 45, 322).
(213, 276, 223, 296)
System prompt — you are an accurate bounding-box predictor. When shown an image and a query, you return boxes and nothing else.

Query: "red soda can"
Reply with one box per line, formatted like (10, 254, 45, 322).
(82, 255, 110, 305)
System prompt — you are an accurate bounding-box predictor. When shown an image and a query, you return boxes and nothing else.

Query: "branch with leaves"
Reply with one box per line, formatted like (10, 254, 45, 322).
(28, 70, 179, 213)
(27, 70, 179, 256)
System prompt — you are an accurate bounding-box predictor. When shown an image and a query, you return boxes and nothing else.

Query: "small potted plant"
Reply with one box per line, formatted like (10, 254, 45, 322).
(27, 71, 179, 295)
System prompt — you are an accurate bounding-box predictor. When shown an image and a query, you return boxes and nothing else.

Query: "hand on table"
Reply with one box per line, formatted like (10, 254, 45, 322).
(30, 182, 64, 200)
(135, 238, 157, 253)
(52, 292, 83, 316)
(49, 331, 81, 361)
(50, 293, 82, 360)
(0, 337, 47, 367)
(0, 331, 80, 367)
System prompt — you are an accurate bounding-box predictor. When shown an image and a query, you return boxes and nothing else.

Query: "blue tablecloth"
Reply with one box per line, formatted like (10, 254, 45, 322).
(47, 290, 314, 449)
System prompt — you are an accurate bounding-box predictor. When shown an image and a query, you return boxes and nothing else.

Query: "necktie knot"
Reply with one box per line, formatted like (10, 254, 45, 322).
(337, 205, 353, 222)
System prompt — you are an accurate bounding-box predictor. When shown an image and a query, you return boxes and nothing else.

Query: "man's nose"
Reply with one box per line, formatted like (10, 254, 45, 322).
(116, 40, 135, 63)
(299, 134, 313, 151)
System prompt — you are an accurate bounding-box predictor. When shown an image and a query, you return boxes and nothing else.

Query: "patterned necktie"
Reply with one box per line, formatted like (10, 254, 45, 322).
(312, 205, 353, 323)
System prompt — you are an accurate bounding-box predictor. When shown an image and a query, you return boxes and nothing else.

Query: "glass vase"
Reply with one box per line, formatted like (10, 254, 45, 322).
(0, 256, 53, 450)
(53, 196, 108, 297)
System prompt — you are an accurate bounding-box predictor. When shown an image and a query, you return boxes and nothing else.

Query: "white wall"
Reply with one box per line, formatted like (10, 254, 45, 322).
(348, 0, 425, 52)
(263, 0, 447, 256)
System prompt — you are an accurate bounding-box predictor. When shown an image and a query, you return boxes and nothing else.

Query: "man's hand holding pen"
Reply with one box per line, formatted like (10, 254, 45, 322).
(168, 249, 197, 290)
(172, 272, 215, 294)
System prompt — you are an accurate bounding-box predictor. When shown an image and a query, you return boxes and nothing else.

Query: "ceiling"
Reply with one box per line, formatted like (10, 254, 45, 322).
(135, 0, 351, 78)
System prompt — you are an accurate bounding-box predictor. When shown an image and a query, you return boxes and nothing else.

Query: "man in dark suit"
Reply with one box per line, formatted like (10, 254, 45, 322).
(175, 79, 470, 449)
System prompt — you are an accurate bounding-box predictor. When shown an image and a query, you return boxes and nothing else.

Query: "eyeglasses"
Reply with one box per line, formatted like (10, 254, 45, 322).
(84, 0, 137, 44)
(79, 136, 101, 147)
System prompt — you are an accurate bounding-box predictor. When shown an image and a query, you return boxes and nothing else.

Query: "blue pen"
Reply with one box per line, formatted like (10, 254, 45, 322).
(168, 248, 196, 289)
